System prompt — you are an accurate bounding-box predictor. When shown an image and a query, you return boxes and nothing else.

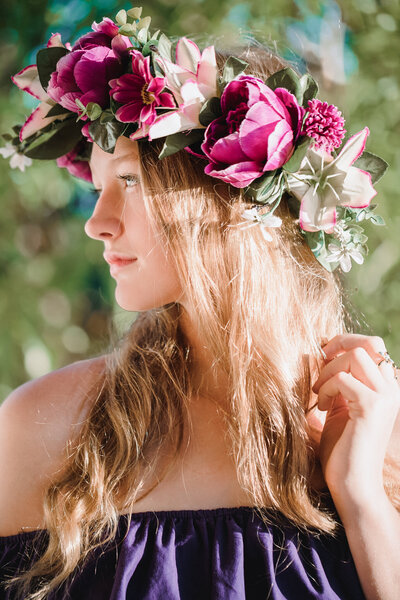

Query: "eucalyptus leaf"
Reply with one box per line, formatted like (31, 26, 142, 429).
(24, 118, 82, 159)
(282, 136, 311, 173)
(266, 68, 301, 102)
(119, 23, 137, 36)
(158, 130, 205, 159)
(115, 9, 127, 25)
(199, 97, 222, 127)
(45, 103, 69, 118)
(36, 47, 68, 90)
(127, 7, 143, 19)
(370, 214, 386, 225)
(302, 231, 338, 272)
(138, 16, 151, 30)
(137, 27, 149, 45)
(89, 118, 128, 154)
(86, 103, 102, 121)
(299, 73, 318, 107)
(221, 56, 248, 88)
(353, 151, 389, 184)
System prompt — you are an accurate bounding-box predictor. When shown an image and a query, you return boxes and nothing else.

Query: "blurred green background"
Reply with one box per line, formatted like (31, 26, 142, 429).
(0, 0, 399, 401)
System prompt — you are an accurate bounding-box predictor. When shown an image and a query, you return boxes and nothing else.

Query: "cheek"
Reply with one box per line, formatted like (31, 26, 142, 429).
(115, 224, 183, 311)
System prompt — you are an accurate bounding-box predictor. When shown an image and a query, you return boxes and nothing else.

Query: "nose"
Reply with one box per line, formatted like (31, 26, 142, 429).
(84, 190, 123, 241)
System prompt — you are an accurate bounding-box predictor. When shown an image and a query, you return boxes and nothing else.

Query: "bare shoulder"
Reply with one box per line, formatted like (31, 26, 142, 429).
(0, 355, 107, 535)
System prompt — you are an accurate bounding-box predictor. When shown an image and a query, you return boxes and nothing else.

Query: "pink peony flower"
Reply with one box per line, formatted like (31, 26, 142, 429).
(110, 51, 175, 127)
(201, 75, 305, 188)
(47, 45, 124, 114)
(302, 99, 346, 153)
(72, 18, 130, 57)
(56, 141, 92, 182)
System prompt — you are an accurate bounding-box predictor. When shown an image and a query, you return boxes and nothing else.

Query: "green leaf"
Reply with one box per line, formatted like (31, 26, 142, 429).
(266, 68, 302, 102)
(45, 103, 69, 118)
(370, 214, 386, 226)
(302, 231, 338, 272)
(221, 56, 248, 88)
(299, 73, 318, 107)
(282, 136, 312, 173)
(36, 47, 68, 90)
(142, 39, 159, 57)
(158, 130, 205, 159)
(88, 118, 128, 154)
(2, 133, 13, 142)
(353, 151, 389, 184)
(245, 170, 284, 205)
(99, 109, 115, 124)
(24, 117, 83, 159)
(157, 33, 172, 62)
(198, 97, 222, 127)
(86, 103, 102, 121)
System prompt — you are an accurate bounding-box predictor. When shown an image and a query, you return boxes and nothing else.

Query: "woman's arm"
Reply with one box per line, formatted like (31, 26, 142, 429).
(312, 334, 400, 600)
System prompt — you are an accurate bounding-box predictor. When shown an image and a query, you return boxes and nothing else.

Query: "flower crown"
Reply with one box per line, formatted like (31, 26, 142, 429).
(1, 7, 388, 273)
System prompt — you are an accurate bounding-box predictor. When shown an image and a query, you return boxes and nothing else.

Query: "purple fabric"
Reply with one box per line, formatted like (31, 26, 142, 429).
(0, 506, 365, 599)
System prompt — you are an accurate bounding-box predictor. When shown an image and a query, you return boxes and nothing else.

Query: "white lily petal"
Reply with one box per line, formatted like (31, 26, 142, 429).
(197, 46, 218, 99)
(176, 38, 201, 73)
(330, 128, 369, 171)
(180, 80, 205, 104)
(341, 166, 376, 208)
(12, 65, 48, 101)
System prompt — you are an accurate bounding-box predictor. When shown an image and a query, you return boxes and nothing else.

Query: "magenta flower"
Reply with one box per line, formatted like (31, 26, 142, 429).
(201, 76, 305, 188)
(110, 51, 175, 127)
(72, 18, 130, 57)
(302, 99, 346, 153)
(56, 141, 92, 182)
(47, 45, 124, 114)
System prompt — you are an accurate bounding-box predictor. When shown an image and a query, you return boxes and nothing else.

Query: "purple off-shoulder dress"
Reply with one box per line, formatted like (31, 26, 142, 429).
(0, 505, 365, 599)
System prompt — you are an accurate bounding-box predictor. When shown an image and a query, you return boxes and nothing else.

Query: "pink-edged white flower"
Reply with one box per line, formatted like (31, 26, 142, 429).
(0, 143, 32, 171)
(12, 33, 70, 142)
(238, 206, 282, 241)
(325, 242, 364, 272)
(287, 127, 376, 233)
(148, 38, 218, 139)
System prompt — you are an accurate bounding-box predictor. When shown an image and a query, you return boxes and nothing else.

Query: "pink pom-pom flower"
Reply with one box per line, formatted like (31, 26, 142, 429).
(302, 99, 346, 153)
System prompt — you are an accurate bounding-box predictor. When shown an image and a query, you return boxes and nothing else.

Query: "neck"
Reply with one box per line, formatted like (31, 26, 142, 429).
(178, 304, 229, 404)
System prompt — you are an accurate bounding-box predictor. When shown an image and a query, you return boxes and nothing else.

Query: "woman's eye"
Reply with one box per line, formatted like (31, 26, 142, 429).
(118, 174, 140, 188)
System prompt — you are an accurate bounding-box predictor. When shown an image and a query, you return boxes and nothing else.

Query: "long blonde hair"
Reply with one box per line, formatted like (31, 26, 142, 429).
(5, 45, 398, 600)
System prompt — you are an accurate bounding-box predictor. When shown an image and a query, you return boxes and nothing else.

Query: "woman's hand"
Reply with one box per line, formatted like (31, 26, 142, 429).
(312, 333, 400, 506)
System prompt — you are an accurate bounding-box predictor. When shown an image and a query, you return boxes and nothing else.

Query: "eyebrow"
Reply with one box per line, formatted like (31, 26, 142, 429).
(113, 153, 139, 163)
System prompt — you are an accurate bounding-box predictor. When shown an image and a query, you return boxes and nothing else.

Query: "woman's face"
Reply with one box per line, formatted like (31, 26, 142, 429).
(85, 136, 184, 312)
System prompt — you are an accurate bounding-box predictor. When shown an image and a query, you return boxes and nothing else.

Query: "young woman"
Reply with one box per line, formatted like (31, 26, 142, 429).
(0, 8, 399, 600)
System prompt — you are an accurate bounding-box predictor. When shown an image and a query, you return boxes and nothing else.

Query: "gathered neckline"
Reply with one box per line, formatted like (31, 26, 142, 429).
(0, 506, 264, 543)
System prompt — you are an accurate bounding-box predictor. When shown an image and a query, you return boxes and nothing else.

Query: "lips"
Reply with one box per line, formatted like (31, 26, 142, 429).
(103, 252, 137, 266)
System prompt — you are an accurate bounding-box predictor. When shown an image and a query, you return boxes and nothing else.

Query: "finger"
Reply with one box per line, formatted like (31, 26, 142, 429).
(322, 333, 387, 363)
(313, 346, 383, 395)
(317, 371, 371, 412)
